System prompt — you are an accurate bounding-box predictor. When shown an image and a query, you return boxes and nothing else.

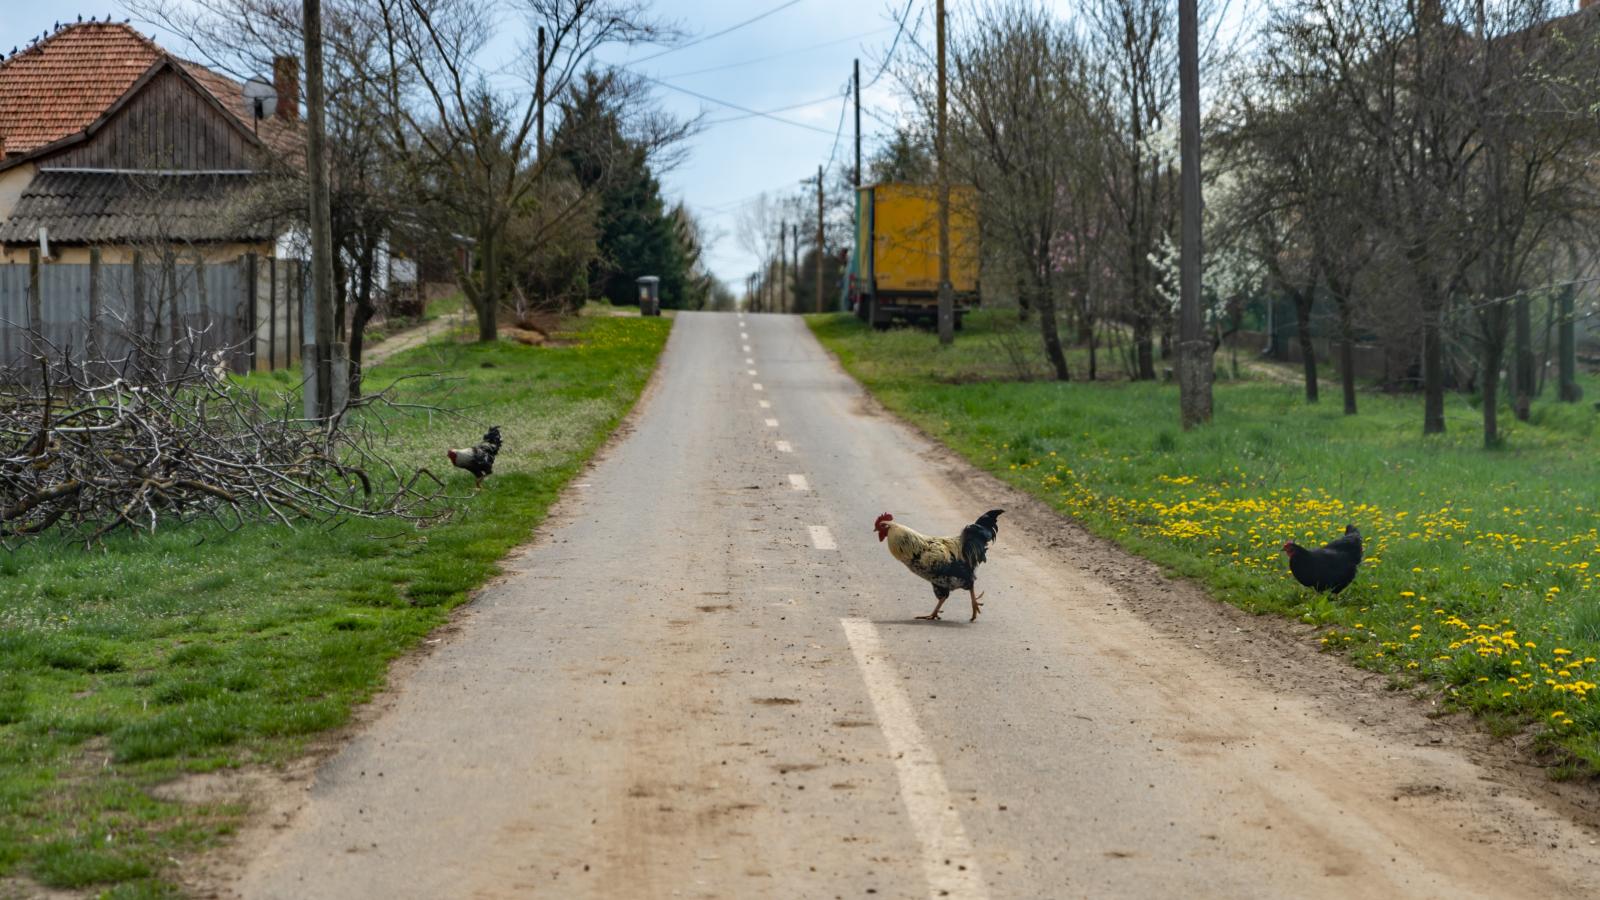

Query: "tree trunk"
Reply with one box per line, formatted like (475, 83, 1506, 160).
(477, 228, 499, 342)
(1294, 293, 1318, 403)
(1557, 285, 1581, 402)
(1036, 268, 1070, 381)
(347, 243, 378, 399)
(1512, 294, 1532, 421)
(1481, 336, 1504, 448)
(1422, 305, 1446, 434)
(1337, 300, 1357, 415)
(1134, 315, 1156, 380)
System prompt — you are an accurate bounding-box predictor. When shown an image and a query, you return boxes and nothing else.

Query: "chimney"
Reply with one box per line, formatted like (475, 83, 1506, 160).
(272, 55, 299, 122)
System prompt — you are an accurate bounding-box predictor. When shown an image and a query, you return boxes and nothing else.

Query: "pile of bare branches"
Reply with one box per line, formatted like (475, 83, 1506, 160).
(0, 342, 451, 543)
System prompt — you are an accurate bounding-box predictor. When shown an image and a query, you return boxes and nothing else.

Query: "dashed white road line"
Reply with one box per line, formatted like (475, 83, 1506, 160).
(774, 440, 792, 452)
(765, 418, 779, 427)
(807, 525, 837, 550)
(753, 383, 764, 391)
(743, 344, 752, 352)
(758, 400, 771, 409)
(788, 474, 810, 491)
(746, 357, 755, 364)
(841, 619, 989, 900)
(748, 369, 759, 376)
(741, 332, 749, 339)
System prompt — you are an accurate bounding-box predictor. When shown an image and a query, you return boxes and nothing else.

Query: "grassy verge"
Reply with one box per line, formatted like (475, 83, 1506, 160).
(810, 311, 1600, 773)
(0, 315, 670, 897)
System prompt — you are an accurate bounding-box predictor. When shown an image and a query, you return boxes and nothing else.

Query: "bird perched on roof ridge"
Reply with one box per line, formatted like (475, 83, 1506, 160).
(447, 426, 502, 489)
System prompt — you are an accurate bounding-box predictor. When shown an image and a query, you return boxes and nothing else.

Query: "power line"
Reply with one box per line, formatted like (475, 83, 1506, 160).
(704, 90, 850, 126)
(627, 0, 806, 66)
(635, 73, 839, 136)
(660, 27, 894, 79)
(862, 0, 918, 90)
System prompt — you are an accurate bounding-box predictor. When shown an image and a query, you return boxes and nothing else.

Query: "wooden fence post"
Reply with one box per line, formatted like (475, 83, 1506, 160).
(196, 254, 211, 349)
(26, 248, 42, 354)
(165, 252, 181, 376)
(246, 252, 259, 372)
(88, 247, 102, 361)
(132, 250, 146, 375)
(268, 257, 278, 371)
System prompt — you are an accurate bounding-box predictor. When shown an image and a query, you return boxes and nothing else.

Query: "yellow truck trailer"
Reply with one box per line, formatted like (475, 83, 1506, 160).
(850, 182, 979, 329)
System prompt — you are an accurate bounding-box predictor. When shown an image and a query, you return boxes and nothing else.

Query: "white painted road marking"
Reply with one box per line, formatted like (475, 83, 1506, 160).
(743, 344, 752, 352)
(753, 383, 764, 391)
(807, 526, 837, 550)
(788, 474, 810, 491)
(746, 357, 754, 364)
(765, 418, 779, 427)
(741, 332, 749, 339)
(748, 369, 759, 376)
(774, 440, 792, 453)
(758, 400, 771, 409)
(842, 619, 989, 900)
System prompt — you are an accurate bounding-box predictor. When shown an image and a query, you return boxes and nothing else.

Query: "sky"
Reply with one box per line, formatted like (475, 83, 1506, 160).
(1, 0, 921, 288)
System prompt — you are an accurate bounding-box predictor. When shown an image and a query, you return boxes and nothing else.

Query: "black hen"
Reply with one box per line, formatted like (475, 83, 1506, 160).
(1283, 524, 1363, 594)
(447, 426, 502, 488)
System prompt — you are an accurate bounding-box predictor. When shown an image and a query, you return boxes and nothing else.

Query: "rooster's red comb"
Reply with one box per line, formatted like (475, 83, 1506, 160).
(874, 513, 893, 530)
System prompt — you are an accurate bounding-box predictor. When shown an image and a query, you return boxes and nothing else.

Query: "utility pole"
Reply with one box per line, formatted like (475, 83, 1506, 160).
(792, 222, 800, 308)
(536, 27, 546, 158)
(1176, 0, 1212, 427)
(303, 0, 341, 417)
(779, 225, 787, 314)
(854, 58, 862, 188)
(815, 164, 825, 314)
(935, 0, 953, 344)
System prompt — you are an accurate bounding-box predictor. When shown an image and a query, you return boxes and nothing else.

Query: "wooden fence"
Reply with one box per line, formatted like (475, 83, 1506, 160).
(0, 250, 308, 376)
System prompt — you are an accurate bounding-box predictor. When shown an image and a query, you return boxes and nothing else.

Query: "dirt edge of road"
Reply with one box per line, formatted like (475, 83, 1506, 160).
(170, 324, 677, 900)
(822, 342, 1600, 834)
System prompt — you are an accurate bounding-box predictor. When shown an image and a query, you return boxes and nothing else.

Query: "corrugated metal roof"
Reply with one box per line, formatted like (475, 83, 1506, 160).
(0, 170, 274, 244)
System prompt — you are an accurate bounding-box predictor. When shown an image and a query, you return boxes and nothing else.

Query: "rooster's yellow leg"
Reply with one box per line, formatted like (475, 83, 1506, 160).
(916, 596, 948, 621)
(968, 589, 984, 622)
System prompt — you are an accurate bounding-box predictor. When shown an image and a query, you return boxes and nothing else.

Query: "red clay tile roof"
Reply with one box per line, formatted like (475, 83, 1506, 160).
(0, 21, 302, 164)
(0, 23, 162, 155)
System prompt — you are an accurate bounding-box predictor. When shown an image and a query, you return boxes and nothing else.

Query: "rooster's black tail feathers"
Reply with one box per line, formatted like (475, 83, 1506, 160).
(960, 509, 1004, 568)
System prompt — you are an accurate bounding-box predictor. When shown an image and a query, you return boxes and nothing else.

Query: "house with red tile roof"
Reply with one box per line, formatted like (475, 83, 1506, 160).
(0, 20, 308, 371)
(0, 20, 303, 263)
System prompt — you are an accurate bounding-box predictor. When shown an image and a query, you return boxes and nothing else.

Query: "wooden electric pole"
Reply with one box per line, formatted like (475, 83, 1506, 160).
(779, 225, 787, 314)
(1176, 0, 1212, 427)
(935, 0, 953, 344)
(854, 58, 862, 188)
(536, 27, 547, 158)
(815, 165, 826, 313)
(792, 222, 800, 307)
(303, 0, 340, 417)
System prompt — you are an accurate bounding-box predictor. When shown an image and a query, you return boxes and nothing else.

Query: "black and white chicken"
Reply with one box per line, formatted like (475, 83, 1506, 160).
(447, 426, 502, 488)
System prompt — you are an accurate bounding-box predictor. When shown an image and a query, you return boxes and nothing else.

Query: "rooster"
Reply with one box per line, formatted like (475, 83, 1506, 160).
(875, 510, 1003, 622)
(1283, 524, 1363, 594)
(447, 426, 502, 489)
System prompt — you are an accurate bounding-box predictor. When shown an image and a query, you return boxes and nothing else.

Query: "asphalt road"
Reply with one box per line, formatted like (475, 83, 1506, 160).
(232, 311, 1600, 899)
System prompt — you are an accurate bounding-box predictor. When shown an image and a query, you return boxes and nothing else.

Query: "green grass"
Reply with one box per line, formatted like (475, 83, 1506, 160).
(810, 311, 1600, 772)
(0, 315, 670, 895)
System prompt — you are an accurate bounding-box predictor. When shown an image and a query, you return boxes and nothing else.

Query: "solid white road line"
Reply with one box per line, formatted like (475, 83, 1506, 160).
(758, 400, 771, 409)
(788, 474, 810, 491)
(775, 440, 793, 453)
(765, 418, 779, 427)
(807, 526, 837, 550)
(753, 383, 764, 391)
(841, 619, 990, 900)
